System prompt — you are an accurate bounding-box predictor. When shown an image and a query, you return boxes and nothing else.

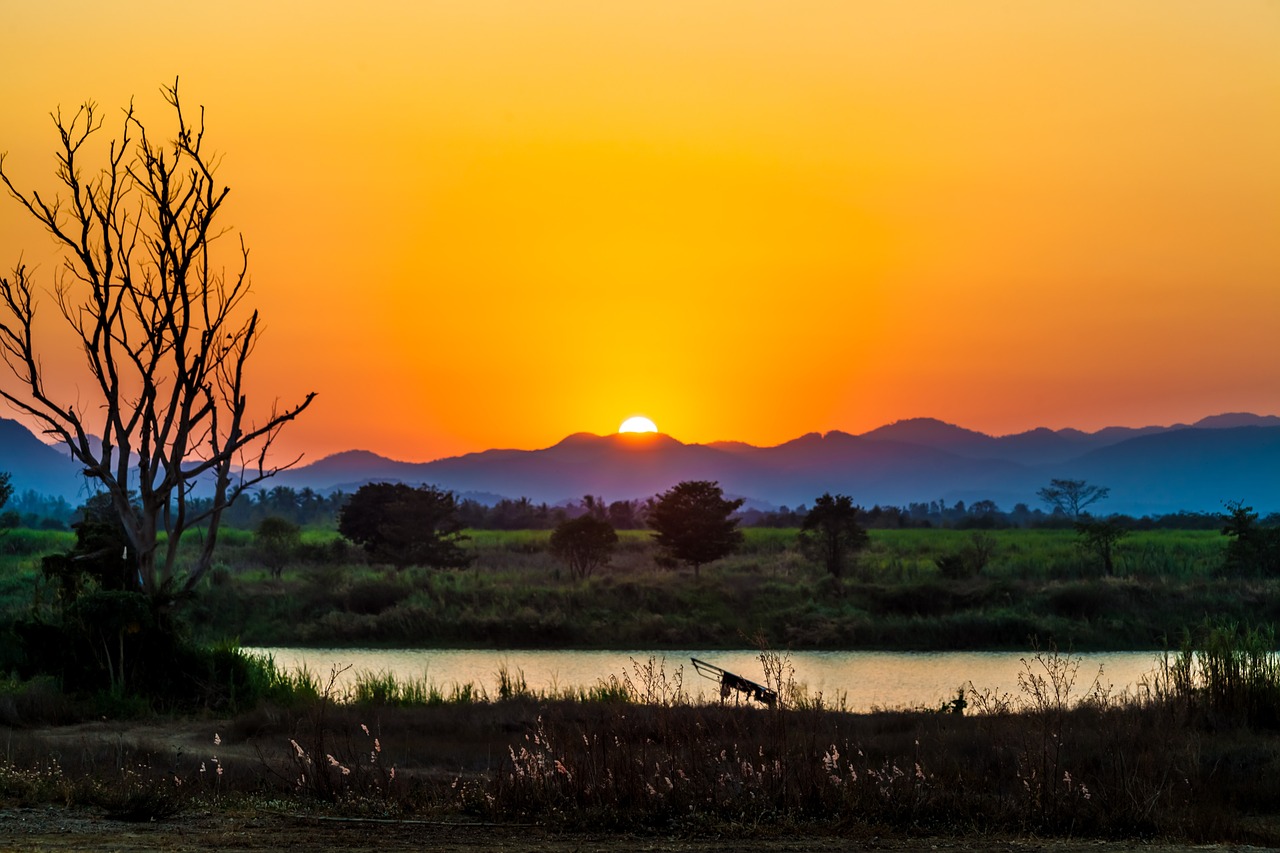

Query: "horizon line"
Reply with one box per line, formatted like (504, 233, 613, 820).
(282, 410, 1280, 466)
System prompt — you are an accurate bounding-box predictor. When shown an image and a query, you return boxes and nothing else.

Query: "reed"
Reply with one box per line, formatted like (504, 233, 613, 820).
(4, 644, 1280, 841)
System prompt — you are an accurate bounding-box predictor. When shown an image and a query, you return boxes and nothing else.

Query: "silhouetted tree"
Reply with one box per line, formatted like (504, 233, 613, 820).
(1074, 519, 1128, 576)
(937, 531, 998, 579)
(29, 492, 150, 695)
(40, 492, 135, 602)
(0, 473, 14, 535)
(1221, 501, 1280, 576)
(338, 483, 472, 570)
(798, 493, 870, 579)
(647, 480, 743, 577)
(549, 514, 618, 580)
(254, 515, 302, 578)
(1037, 479, 1110, 520)
(580, 495, 607, 521)
(0, 80, 314, 598)
(8, 490, 74, 528)
(959, 499, 1002, 529)
(608, 499, 641, 530)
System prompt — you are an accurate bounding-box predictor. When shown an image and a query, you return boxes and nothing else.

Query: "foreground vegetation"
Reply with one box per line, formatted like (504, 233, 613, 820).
(2, 638, 1280, 843)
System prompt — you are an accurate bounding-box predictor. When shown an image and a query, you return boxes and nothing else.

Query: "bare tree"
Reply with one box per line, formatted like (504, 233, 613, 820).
(0, 80, 314, 598)
(1036, 478, 1110, 520)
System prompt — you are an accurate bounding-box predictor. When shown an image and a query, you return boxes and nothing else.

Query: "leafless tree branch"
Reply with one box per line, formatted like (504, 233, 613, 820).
(0, 79, 315, 598)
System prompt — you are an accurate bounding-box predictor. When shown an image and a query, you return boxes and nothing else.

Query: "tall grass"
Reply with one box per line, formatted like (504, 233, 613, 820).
(4, 644, 1280, 840)
(1153, 620, 1280, 728)
(343, 658, 664, 708)
(462, 644, 1280, 838)
(349, 670, 481, 706)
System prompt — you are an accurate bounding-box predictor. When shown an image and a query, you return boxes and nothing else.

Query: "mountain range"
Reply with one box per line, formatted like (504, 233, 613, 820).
(272, 413, 1280, 515)
(3, 413, 1278, 516)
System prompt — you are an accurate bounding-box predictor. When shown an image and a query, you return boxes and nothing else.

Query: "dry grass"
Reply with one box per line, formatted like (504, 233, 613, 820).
(3, 646, 1280, 843)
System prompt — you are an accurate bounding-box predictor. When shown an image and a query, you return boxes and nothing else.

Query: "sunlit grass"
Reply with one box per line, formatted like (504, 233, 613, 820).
(0, 523, 1246, 651)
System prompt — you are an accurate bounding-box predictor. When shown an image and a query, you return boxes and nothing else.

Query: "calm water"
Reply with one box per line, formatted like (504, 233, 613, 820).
(246, 647, 1169, 712)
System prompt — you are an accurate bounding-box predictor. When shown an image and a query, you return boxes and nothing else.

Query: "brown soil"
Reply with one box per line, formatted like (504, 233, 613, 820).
(0, 807, 1269, 853)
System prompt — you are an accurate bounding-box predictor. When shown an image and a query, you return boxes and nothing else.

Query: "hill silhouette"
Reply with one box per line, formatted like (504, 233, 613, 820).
(3, 414, 1277, 514)
(0, 419, 91, 501)
(264, 414, 1280, 515)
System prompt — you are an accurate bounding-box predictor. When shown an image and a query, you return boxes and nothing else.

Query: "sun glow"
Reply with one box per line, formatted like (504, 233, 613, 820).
(618, 416, 658, 434)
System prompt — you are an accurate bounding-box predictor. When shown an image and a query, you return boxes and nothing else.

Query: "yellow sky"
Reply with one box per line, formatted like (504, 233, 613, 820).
(1, 1, 1277, 462)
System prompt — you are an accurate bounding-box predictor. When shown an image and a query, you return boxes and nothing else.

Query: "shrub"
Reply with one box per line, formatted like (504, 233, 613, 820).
(345, 578, 411, 615)
(935, 533, 997, 580)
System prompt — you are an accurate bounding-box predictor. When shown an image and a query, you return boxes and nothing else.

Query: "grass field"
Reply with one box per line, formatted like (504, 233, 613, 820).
(2, 524, 1252, 651)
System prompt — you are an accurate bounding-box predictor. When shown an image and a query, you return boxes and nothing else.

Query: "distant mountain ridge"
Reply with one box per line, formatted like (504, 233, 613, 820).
(4, 413, 1277, 513)
(263, 413, 1280, 515)
(0, 419, 91, 501)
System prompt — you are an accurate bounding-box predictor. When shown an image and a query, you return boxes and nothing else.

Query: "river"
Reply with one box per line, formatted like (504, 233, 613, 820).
(245, 647, 1172, 712)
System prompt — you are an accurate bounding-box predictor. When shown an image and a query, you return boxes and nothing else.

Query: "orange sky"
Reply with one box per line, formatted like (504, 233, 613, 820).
(1, 2, 1277, 463)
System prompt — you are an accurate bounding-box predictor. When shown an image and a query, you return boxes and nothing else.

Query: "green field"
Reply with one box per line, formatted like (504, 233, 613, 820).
(4, 525, 1256, 652)
(4, 525, 1280, 843)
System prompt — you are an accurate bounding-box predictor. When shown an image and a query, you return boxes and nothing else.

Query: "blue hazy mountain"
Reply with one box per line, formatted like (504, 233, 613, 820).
(2, 414, 1276, 514)
(264, 414, 1280, 515)
(0, 419, 91, 501)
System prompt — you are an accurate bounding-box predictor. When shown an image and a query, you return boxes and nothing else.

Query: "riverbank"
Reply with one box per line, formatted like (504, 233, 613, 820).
(192, 570, 1273, 652)
(245, 646, 1169, 713)
(2, 652, 1280, 847)
(175, 528, 1253, 651)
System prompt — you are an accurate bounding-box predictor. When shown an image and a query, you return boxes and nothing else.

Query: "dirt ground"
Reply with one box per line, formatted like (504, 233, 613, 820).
(2, 806, 1278, 853)
(4, 714, 1279, 853)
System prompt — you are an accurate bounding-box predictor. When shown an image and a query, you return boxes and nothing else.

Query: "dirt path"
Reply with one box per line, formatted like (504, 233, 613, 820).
(0, 808, 1273, 853)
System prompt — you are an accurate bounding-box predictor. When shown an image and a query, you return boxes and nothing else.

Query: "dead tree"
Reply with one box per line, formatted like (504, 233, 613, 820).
(0, 80, 315, 598)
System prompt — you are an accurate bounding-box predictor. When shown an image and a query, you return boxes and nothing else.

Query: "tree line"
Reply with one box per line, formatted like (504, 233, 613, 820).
(215, 482, 1266, 533)
(29, 482, 1236, 533)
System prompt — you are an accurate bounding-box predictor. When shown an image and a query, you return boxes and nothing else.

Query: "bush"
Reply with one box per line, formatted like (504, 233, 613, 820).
(935, 533, 996, 580)
(935, 553, 976, 580)
(345, 578, 411, 615)
(1221, 503, 1280, 577)
(254, 516, 302, 578)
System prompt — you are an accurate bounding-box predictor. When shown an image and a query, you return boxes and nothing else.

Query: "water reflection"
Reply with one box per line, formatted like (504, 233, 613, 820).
(247, 647, 1168, 712)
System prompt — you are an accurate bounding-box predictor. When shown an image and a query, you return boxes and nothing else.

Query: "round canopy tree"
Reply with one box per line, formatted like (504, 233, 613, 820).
(798, 492, 869, 579)
(338, 482, 472, 571)
(647, 480, 744, 578)
(550, 514, 618, 580)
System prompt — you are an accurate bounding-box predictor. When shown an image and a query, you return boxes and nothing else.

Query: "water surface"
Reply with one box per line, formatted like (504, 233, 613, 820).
(248, 647, 1168, 712)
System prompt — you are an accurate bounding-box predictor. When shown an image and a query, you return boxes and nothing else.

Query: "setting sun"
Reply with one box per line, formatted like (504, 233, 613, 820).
(618, 416, 658, 434)
(0, 3, 1277, 464)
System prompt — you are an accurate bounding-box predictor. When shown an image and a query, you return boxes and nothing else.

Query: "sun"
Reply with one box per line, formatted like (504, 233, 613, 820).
(618, 415, 659, 434)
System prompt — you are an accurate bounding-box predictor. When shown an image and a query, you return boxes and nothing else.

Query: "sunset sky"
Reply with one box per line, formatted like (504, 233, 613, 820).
(1, 2, 1277, 464)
